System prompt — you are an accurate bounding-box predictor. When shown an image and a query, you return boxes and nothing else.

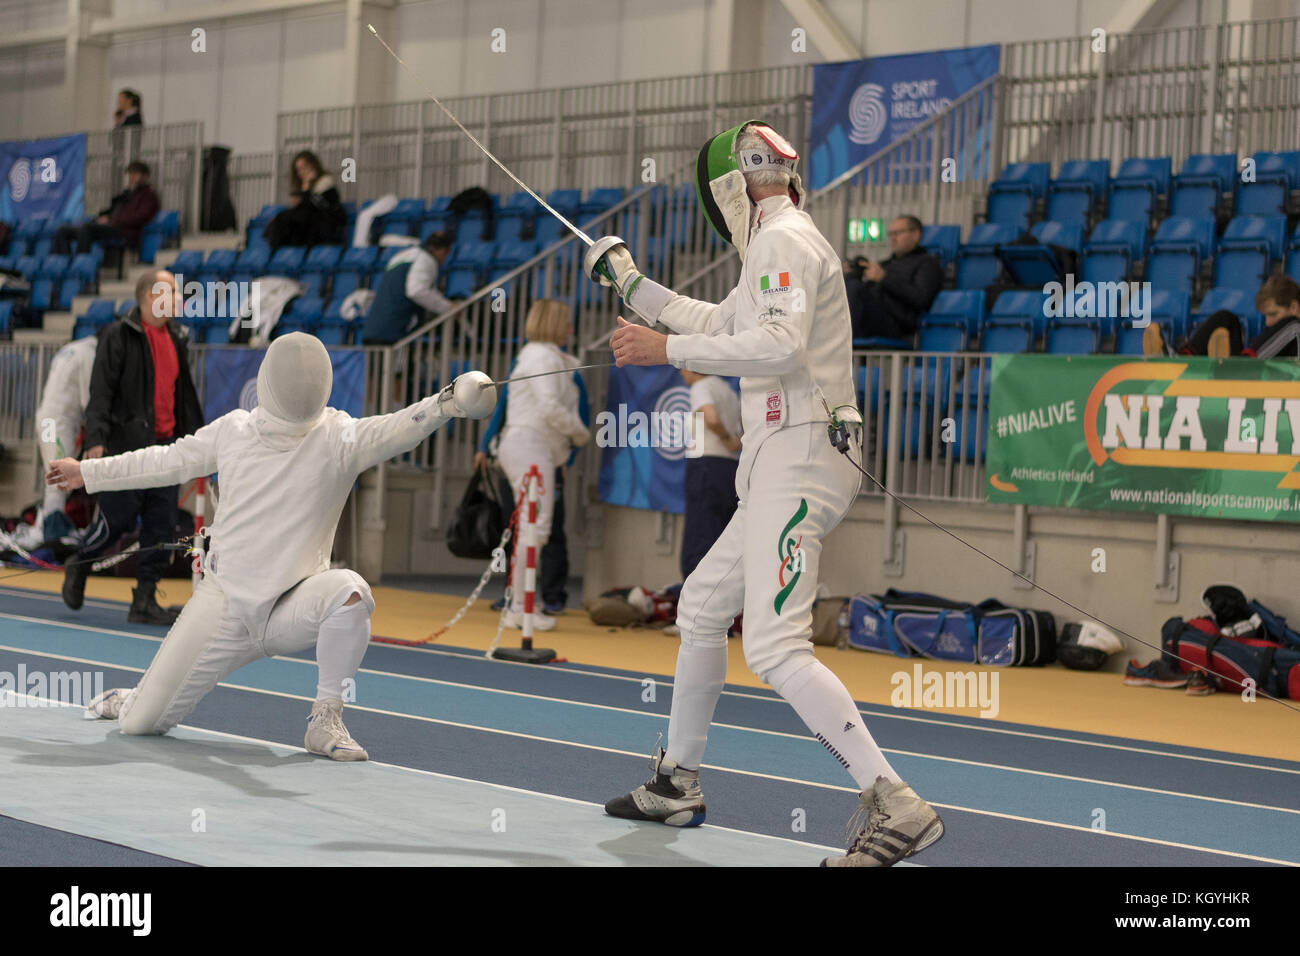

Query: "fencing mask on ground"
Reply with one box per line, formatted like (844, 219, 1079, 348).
(695, 120, 805, 260)
(256, 332, 333, 424)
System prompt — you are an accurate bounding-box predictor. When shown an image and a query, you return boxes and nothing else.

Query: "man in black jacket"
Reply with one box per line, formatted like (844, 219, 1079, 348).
(53, 161, 160, 254)
(845, 215, 943, 342)
(62, 270, 204, 624)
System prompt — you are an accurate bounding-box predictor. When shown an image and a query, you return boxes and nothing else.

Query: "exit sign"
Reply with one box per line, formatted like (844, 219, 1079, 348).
(848, 217, 885, 243)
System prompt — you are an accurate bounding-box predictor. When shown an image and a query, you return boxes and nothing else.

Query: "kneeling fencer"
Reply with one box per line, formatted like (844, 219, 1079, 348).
(585, 121, 944, 866)
(46, 332, 497, 760)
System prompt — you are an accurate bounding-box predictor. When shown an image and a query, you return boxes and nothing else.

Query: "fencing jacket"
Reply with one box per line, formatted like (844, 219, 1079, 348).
(36, 335, 98, 464)
(79, 394, 451, 636)
(645, 194, 856, 458)
(501, 341, 589, 465)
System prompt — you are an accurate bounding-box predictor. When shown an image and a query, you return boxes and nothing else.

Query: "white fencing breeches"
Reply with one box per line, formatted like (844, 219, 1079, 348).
(497, 430, 559, 614)
(118, 568, 374, 735)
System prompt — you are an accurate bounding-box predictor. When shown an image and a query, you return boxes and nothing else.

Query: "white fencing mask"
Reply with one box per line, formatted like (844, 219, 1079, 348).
(256, 332, 333, 424)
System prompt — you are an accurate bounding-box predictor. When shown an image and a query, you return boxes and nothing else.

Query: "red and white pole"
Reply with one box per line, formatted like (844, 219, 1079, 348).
(520, 464, 540, 649)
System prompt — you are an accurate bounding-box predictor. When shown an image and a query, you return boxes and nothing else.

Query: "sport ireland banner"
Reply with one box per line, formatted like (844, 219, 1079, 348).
(0, 134, 87, 223)
(809, 44, 1000, 189)
(986, 355, 1300, 522)
(597, 364, 694, 514)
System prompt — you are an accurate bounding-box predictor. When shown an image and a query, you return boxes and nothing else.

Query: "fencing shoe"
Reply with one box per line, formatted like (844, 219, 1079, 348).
(823, 776, 944, 867)
(85, 687, 132, 720)
(305, 698, 368, 761)
(605, 745, 706, 827)
(501, 608, 556, 631)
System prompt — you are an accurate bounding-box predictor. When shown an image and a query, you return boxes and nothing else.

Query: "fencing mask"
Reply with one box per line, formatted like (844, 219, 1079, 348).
(695, 120, 805, 260)
(256, 332, 333, 424)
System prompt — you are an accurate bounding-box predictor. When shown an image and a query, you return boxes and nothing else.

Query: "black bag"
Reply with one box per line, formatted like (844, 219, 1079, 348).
(445, 469, 509, 559)
(200, 145, 238, 233)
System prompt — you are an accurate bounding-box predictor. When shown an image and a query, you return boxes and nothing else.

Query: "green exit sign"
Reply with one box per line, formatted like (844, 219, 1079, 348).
(848, 217, 885, 243)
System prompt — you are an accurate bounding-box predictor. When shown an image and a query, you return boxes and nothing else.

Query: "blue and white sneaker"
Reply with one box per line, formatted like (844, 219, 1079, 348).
(305, 698, 368, 761)
(605, 744, 706, 827)
(823, 776, 944, 867)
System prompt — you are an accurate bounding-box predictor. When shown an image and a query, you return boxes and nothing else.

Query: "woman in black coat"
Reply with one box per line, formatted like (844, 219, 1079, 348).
(263, 150, 347, 252)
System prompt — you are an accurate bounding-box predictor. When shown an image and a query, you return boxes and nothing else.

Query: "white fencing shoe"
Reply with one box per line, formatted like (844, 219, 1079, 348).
(823, 776, 944, 867)
(501, 609, 556, 631)
(605, 745, 706, 827)
(304, 698, 368, 761)
(85, 688, 132, 720)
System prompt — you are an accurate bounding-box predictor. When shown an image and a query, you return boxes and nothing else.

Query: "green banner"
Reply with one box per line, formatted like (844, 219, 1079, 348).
(985, 354, 1300, 522)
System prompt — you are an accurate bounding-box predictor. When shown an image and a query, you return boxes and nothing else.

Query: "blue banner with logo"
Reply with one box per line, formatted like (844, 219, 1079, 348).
(202, 347, 365, 422)
(809, 45, 1000, 189)
(597, 365, 694, 514)
(0, 134, 87, 223)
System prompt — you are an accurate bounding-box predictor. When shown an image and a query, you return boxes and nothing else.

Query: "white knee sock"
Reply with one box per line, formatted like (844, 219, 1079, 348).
(768, 655, 900, 790)
(665, 640, 728, 770)
(316, 602, 370, 701)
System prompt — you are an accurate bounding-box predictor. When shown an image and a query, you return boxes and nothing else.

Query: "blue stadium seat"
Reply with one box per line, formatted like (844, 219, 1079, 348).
(298, 244, 343, 298)
(1195, 288, 1261, 339)
(15, 255, 38, 279)
(0, 255, 14, 271)
(232, 246, 270, 282)
(1149, 289, 1191, 337)
(139, 210, 179, 264)
(1082, 219, 1146, 284)
(1107, 157, 1172, 226)
(923, 290, 985, 340)
(1047, 159, 1110, 224)
(1171, 153, 1236, 219)
(1287, 248, 1300, 286)
(580, 187, 625, 223)
(267, 246, 307, 276)
(986, 163, 1048, 230)
(1250, 150, 1300, 189)
(169, 250, 205, 278)
(1147, 217, 1215, 293)
(955, 223, 1016, 289)
(980, 321, 1032, 354)
(494, 217, 524, 242)
(429, 196, 453, 215)
(998, 220, 1083, 287)
(916, 321, 967, 352)
(317, 300, 349, 345)
(420, 215, 453, 241)
(380, 198, 428, 237)
(454, 217, 490, 243)
(246, 204, 285, 246)
(1030, 219, 1084, 252)
(1046, 320, 1099, 354)
(203, 248, 238, 278)
(369, 246, 403, 289)
(989, 289, 1050, 341)
(545, 189, 582, 219)
(920, 224, 960, 270)
(276, 295, 325, 335)
(332, 246, 378, 298)
(491, 239, 538, 272)
(1213, 216, 1287, 291)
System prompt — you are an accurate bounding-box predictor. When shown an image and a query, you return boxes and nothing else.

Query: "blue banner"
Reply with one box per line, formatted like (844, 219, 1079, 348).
(809, 45, 1000, 189)
(0, 134, 87, 223)
(597, 365, 693, 514)
(202, 347, 365, 422)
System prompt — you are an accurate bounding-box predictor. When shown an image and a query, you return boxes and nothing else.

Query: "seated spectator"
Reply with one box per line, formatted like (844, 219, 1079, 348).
(263, 150, 346, 252)
(53, 161, 159, 256)
(1145, 276, 1300, 358)
(844, 215, 942, 342)
(360, 231, 454, 345)
(114, 89, 143, 128)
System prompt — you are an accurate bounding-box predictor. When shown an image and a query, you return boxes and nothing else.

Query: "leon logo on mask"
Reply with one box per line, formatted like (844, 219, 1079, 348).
(774, 498, 809, 614)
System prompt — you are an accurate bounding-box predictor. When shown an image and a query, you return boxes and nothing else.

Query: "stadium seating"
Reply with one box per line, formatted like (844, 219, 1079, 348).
(955, 223, 1017, 289)
(922, 290, 985, 340)
(988, 289, 1050, 341)
(1213, 215, 1286, 291)
(986, 162, 1050, 230)
(1046, 159, 1110, 225)
(920, 224, 960, 271)
(1082, 219, 1146, 283)
(1146, 217, 1215, 292)
(1171, 153, 1236, 219)
(1107, 157, 1172, 226)
(1046, 320, 1099, 354)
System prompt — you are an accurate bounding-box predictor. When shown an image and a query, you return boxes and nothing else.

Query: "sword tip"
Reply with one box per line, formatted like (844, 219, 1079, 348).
(367, 22, 377, 34)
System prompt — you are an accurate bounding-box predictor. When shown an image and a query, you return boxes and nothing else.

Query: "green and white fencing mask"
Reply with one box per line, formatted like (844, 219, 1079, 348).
(694, 121, 805, 260)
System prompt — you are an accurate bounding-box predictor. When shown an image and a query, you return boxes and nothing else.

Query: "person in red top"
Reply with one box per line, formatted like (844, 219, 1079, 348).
(62, 270, 204, 624)
(53, 161, 161, 255)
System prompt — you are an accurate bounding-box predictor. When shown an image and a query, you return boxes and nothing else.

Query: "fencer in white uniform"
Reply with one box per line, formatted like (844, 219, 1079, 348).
(46, 332, 495, 760)
(35, 334, 98, 538)
(585, 121, 944, 866)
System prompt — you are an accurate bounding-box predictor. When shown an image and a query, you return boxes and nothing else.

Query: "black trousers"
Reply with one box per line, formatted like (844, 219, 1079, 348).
(79, 484, 179, 586)
(53, 222, 123, 256)
(1179, 309, 1244, 355)
(680, 456, 739, 581)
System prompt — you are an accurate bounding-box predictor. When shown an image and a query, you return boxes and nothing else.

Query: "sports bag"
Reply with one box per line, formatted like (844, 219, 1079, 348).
(1161, 599, 1300, 699)
(445, 469, 509, 560)
(847, 589, 1055, 666)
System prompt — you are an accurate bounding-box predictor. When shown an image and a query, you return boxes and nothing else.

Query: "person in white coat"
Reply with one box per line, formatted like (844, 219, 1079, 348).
(585, 121, 944, 866)
(45, 332, 495, 760)
(35, 332, 99, 541)
(496, 299, 589, 630)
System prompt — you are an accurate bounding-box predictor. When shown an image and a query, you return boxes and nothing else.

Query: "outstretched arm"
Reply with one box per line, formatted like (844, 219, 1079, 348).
(52, 416, 226, 493)
(339, 375, 493, 473)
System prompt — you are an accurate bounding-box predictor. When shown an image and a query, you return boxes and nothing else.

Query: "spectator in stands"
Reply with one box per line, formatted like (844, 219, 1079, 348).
(61, 270, 204, 626)
(494, 299, 589, 631)
(114, 89, 143, 128)
(843, 214, 942, 342)
(679, 370, 742, 582)
(1145, 276, 1300, 359)
(263, 150, 347, 252)
(360, 231, 454, 345)
(475, 354, 591, 616)
(53, 161, 160, 256)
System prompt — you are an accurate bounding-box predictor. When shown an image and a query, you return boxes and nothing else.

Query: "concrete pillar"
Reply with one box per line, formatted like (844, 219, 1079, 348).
(65, 0, 112, 131)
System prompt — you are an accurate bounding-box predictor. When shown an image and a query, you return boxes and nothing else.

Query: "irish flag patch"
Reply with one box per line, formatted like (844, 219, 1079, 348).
(759, 271, 790, 293)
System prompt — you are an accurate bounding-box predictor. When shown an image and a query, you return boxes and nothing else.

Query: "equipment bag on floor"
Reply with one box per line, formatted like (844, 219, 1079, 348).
(1160, 599, 1300, 699)
(445, 469, 509, 560)
(847, 588, 1056, 666)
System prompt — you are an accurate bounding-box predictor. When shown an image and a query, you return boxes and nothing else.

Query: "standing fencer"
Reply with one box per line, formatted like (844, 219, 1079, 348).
(46, 332, 496, 759)
(584, 121, 944, 866)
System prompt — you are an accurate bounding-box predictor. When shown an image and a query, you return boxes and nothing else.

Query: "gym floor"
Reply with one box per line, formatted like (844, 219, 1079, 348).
(1, 574, 1297, 867)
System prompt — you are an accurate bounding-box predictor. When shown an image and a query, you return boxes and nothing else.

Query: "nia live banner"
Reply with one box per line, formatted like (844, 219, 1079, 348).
(0, 134, 87, 223)
(808, 44, 1000, 189)
(985, 355, 1300, 522)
